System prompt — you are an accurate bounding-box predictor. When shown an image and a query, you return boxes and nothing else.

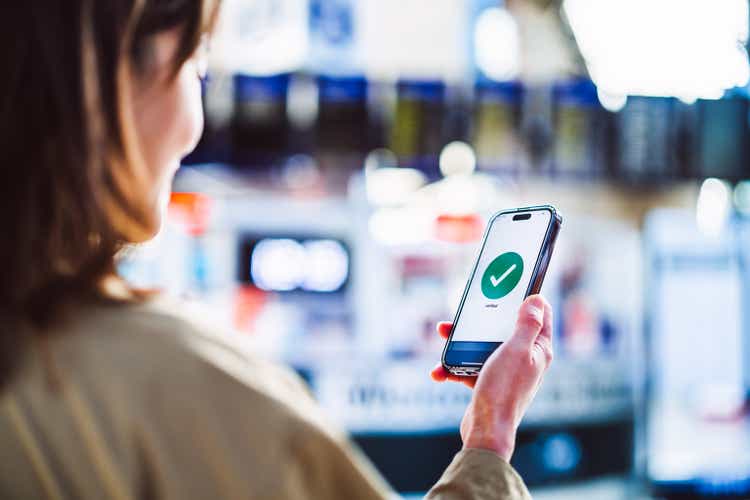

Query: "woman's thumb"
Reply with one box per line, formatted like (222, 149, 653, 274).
(507, 295, 546, 350)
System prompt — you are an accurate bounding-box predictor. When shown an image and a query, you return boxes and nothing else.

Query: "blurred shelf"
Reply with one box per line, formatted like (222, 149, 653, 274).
(511, 177, 698, 228)
(176, 163, 699, 228)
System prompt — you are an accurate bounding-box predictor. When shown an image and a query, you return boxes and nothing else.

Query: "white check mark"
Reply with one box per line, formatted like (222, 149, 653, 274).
(490, 264, 517, 287)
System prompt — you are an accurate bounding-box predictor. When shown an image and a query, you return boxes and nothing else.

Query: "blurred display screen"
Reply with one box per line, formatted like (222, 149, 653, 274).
(473, 81, 522, 171)
(695, 97, 750, 179)
(651, 254, 743, 398)
(616, 97, 675, 180)
(552, 79, 601, 176)
(644, 211, 750, 497)
(239, 236, 350, 293)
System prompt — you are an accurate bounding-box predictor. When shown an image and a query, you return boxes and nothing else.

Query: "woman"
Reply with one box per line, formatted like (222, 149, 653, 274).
(0, 1, 554, 498)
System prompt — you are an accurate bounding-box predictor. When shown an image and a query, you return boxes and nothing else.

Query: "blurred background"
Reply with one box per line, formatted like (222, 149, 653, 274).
(120, 0, 750, 498)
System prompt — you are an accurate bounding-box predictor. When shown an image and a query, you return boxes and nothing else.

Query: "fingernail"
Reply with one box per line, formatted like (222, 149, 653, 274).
(527, 304, 543, 324)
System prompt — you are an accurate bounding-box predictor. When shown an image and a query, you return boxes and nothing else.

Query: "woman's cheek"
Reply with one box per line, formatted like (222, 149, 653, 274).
(178, 62, 205, 157)
(151, 66, 203, 228)
(150, 67, 202, 188)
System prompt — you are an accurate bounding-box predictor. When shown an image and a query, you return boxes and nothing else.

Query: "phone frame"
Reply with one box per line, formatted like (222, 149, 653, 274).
(441, 205, 562, 376)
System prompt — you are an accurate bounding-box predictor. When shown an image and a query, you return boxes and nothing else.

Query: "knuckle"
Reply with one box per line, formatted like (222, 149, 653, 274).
(545, 347, 554, 365)
(537, 338, 555, 364)
(535, 338, 554, 365)
(518, 311, 543, 331)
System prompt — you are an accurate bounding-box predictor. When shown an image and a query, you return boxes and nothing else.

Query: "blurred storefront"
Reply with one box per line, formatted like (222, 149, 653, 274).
(121, 0, 750, 498)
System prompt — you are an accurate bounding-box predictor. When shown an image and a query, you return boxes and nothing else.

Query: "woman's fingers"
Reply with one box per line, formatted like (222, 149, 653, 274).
(538, 298, 553, 343)
(430, 363, 477, 388)
(506, 295, 548, 351)
(437, 321, 453, 339)
(431, 363, 449, 381)
(454, 376, 477, 389)
(433, 322, 476, 387)
(532, 298, 554, 368)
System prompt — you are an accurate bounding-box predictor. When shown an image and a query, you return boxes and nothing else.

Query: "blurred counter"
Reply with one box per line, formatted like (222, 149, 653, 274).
(116, 164, 750, 497)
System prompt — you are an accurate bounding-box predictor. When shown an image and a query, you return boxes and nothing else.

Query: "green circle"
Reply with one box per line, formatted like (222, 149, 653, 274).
(481, 252, 524, 300)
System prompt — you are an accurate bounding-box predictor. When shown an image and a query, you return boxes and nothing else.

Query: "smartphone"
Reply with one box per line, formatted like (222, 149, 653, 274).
(442, 205, 562, 376)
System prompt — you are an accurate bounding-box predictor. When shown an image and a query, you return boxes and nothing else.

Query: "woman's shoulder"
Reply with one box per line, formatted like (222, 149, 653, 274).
(16, 296, 350, 496)
(53, 295, 316, 425)
(66, 294, 262, 367)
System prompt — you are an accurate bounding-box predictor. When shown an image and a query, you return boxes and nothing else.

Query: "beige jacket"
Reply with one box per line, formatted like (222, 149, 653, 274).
(0, 298, 531, 499)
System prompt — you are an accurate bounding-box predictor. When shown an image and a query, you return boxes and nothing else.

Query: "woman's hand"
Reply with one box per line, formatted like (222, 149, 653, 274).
(430, 295, 554, 461)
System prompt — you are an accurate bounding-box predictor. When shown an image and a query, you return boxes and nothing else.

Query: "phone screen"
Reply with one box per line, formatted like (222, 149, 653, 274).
(445, 209, 553, 365)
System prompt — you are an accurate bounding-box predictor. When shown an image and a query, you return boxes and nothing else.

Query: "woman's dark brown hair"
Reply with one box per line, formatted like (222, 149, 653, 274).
(0, 0, 219, 385)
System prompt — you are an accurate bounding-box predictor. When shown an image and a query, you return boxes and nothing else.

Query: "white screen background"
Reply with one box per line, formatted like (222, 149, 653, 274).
(451, 211, 552, 343)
